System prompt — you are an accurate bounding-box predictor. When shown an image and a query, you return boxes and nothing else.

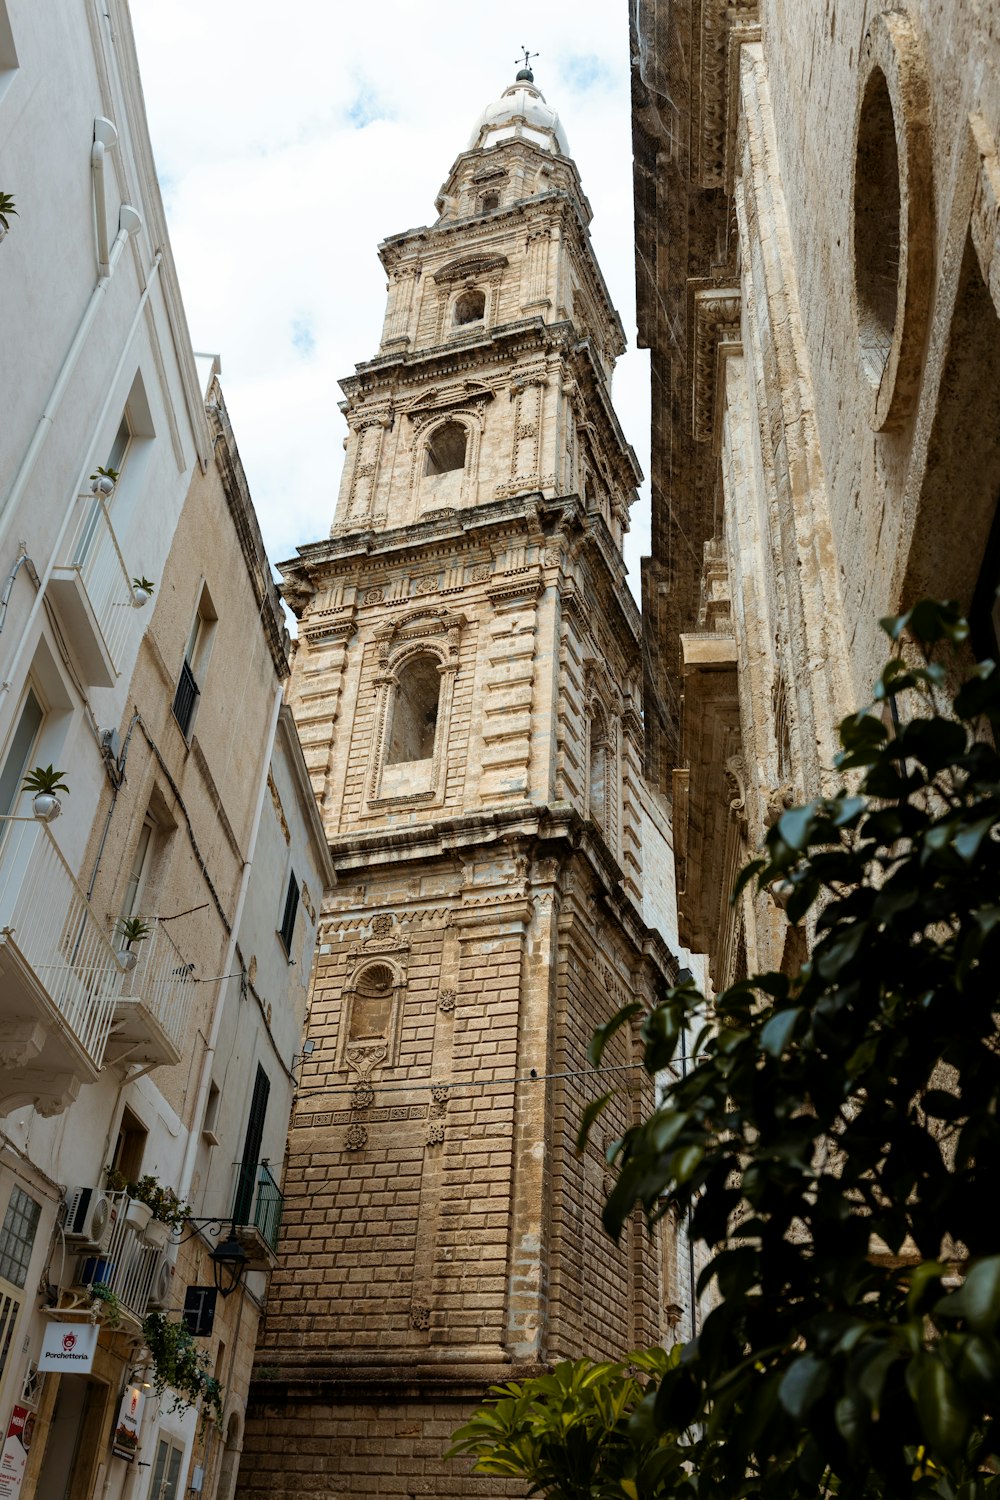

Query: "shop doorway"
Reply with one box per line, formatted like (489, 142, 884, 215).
(33, 1374, 108, 1500)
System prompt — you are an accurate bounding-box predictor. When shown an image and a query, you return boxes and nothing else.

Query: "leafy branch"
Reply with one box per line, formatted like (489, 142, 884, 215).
(453, 600, 1000, 1500)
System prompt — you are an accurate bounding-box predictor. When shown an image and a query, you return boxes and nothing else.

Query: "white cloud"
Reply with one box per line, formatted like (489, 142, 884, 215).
(130, 0, 649, 595)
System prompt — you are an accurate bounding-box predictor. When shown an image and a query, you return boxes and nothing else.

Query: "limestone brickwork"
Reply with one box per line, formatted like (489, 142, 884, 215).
(633, 0, 1000, 990)
(236, 72, 680, 1498)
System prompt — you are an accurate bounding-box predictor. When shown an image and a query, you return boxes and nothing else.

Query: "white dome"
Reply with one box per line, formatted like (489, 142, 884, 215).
(467, 78, 570, 156)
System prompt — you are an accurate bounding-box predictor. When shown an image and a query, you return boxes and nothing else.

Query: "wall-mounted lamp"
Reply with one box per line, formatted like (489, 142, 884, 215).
(208, 1232, 249, 1298)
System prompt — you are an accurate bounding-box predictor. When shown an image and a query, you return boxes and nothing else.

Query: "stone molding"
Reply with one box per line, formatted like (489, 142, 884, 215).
(695, 0, 761, 192)
(689, 282, 742, 446)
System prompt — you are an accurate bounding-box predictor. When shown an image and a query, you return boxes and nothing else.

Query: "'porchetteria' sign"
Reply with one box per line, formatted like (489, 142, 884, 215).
(38, 1323, 98, 1373)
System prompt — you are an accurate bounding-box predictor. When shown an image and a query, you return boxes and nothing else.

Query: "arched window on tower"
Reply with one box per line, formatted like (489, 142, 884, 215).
(589, 706, 608, 830)
(424, 421, 468, 476)
(480, 192, 500, 213)
(386, 653, 441, 764)
(454, 289, 486, 326)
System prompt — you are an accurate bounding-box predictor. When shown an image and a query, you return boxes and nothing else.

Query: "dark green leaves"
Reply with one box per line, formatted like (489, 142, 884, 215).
(452, 606, 1000, 1500)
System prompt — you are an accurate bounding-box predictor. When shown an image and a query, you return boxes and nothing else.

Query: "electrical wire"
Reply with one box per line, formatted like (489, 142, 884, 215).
(295, 1058, 660, 1101)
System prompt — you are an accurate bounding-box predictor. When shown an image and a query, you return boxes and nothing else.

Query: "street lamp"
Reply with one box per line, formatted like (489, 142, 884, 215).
(208, 1232, 249, 1297)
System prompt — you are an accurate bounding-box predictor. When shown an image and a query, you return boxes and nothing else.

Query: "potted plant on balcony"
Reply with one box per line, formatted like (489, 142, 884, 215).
(90, 1281, 123, 1329)
(0, 193, 16, 244)
(131, 576, 155, 608)
(115, 916, 150, 972)
(89, 465, 119, 497)
(22, 766, 69, 822)
(141, 1311, 223, 1427)
(128, 1176, 191, 1249)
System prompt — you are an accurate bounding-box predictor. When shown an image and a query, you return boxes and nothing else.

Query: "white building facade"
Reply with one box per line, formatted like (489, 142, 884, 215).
(0, 6, 332, 1497)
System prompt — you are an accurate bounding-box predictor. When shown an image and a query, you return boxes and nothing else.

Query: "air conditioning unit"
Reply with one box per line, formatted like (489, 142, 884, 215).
(64, 1187, 116, 1250)
(147, 1258, 173, 1311)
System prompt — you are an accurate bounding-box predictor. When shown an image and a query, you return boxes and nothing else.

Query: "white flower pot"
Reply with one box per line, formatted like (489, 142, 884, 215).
(117, 947, 139, 972)
(125, 1199, 153, 1234)
(132, 586, 151, 608)
(32, 792, 61, 822)
(91, 475, 114, 497)
(142, 1217, 170, 1250)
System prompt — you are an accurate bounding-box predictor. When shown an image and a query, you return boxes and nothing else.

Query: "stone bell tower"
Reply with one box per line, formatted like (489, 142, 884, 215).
(237, 68, 679, 1499)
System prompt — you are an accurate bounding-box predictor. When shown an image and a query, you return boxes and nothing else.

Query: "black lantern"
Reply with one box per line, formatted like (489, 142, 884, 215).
(208, 1231, 249, 1297)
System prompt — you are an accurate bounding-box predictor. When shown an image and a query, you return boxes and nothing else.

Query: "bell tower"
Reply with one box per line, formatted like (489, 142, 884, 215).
(237, 68, 679, 1499)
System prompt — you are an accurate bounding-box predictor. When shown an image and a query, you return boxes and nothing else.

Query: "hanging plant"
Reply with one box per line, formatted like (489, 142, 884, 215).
(126, 1175, 191, 1227)
(0, 193, 16, 242)
(131, 576, 155, 608)
(22, 765, 69, 822)
(90, 465, 119, 497)
(91, 1282, 123, 1329)
(116, 915, 151, 971)
(141, 1312, 223, 1427)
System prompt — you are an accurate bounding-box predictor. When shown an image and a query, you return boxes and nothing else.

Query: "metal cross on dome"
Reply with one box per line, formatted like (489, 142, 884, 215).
(516, 47, 539, 73)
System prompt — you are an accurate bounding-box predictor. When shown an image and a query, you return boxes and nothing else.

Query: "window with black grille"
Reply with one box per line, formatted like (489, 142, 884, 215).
(278, 871, 299, 956)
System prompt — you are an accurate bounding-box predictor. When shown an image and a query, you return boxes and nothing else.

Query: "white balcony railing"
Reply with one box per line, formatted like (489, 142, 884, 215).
(0, 816, 124, 1068)
(79, 1191, 164, 1320)
(118, 918, 195, 1053)
(67, 493, 137, 668)
(46, 492, 139, 688)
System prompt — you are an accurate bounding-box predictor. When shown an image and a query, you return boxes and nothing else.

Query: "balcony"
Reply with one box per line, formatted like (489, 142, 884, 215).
(0, 816, 126, 1113)
(0, 819, 194, 1114)
(231, 1162, 283, 1269)
(47, 492, 138, 688)
(77, 1191, 167, 1324)
(106, 919, 192, 1070)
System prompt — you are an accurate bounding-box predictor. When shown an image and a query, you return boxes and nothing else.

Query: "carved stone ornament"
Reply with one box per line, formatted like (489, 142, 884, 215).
(724, 754, 749, 840)
(352, 1082, 375, 1110)
(438, 990, 456, 1012)
(427, 1123, 445, 1146)
(469, 564, 491, 582)
(345, 1043, 389, 1083)
(371, 912, 393, 938)
(345, 1123, 368, 1151)
(411, 1304, 431, 1330)
(764, 782, 795, 831)
(430, 1082, 450, 1105)
(363, 587, 385, 605)
(414, 576, 438, 595)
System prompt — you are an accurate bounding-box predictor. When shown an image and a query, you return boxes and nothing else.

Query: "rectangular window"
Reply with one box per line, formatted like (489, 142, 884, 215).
(120, 815, 156, 921)
(278, 871, 299, 956)
(150, 1437, 184, 1500)
(111, 1106, 148, 1185)
(0, 1285, 23, 1384)
(233, 1065, 270, 1226)
(0, 687, 43, 821)
(0, 1187, 40, 1289)
(0, 4, 18, 105)
(172, 586, 216, 739)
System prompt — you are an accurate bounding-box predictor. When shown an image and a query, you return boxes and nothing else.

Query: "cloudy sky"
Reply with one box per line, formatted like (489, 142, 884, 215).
(129, 1, 649, 599)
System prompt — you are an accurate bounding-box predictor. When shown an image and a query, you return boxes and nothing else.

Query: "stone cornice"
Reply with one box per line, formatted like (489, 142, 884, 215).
(688, 282, 742, 446)
(694, 0, 761, 192)
(206, 378, 290, 678)
(318, 806, 678, 982)
(338, 319, 638, 486)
